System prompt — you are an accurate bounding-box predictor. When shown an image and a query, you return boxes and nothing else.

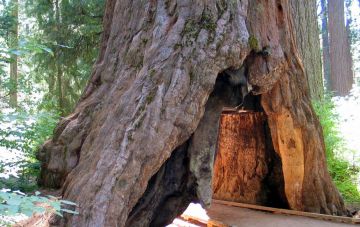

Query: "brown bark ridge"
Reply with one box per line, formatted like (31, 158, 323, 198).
(37, 0, 346, 226)
(328, 0, 354, 96)
(290, 0, 323, 100)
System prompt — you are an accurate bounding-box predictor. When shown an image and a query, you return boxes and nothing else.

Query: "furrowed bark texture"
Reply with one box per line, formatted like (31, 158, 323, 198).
(321, 0, 331, 91)
(9, 0, 19, 108)
(37, 0, 346, 226)
(290, 0, 323, 100)
(328, 0, 353, 96)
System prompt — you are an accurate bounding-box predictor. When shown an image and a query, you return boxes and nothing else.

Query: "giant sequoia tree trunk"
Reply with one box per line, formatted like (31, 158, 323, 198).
(37, 0, 346, 226)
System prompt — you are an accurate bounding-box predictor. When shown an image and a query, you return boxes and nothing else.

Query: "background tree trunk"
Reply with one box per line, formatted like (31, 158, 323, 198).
(328, 0, 354, 96)
(321, 0, 331, 91)
(56, 65, 64, 115)
(37, 0, 346, 226)
(9, 0, 18, 108)
(290, 0, 323, 100)
(55, 0, 65, 116)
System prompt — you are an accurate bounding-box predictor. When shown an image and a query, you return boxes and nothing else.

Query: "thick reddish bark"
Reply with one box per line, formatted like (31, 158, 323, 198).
(290, 0, 323, 100)
(37, 0, 346, 226)
(328, 0, 354, 96)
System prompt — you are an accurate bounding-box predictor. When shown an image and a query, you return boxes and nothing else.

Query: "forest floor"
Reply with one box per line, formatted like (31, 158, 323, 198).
(169, 203, 357, 227)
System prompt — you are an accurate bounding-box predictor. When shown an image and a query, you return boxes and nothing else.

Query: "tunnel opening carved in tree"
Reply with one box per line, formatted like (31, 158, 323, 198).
(126, 66, 261, 226)
(212, 109, 289, 209)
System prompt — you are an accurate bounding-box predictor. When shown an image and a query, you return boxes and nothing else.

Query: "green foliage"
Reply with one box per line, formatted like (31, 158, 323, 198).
(0, 0, 103, 221)
(1, 39, 53, 62)
(313, 95, 360, 202)
(24, 0, 104, 115)
(0, 110, 59, 191)
(201, 11, 217, 34)
(181, 9, 217, 46)
(0, 39, 54, 106)
(182, 19, 199, 43)
(312, 95, 343, 158)
(1, 0, 104, 113)
(0, 0, 17, 81)
(0, 191, 78, 219)
(0, 110, 59, 157)
(248, 35, 260, 52)
(0, 176, 37, 193)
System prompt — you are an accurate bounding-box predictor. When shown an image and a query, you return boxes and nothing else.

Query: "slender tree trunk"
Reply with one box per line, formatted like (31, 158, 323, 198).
(55, 0, 65, 115)
(56, 64, 64, 115)
(328, 0, 354, 96)
(48, 73, 55, 94)
(290, 0, 323, 100)
(9, 0, 18, 108)
(37, 1, 346, 226)
(321, 0, 331, 91)
(62, 78, 72, 115)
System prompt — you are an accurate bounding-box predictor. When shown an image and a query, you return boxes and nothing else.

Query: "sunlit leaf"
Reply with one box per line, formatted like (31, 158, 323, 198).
(60, 200, 77, 206)
(60, 208, 79, 215)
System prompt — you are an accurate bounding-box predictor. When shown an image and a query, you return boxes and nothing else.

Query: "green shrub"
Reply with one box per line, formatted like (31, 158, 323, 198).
(0, 110, 79, 222)
(0, 110, 59, 191)
(313, 94, 360, 202)
(0, 191, 78, 225)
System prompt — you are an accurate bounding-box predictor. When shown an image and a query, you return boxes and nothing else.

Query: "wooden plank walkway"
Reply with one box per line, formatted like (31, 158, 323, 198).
(213, 200, 360, 225)
(178, 200, 360, 227)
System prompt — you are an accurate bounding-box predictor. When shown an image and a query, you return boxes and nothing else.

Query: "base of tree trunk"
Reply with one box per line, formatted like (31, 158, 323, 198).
(37, 0, 347, 226)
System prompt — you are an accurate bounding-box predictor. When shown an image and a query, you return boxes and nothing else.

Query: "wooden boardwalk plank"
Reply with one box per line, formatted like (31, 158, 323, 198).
(212, 200, 360, 225)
